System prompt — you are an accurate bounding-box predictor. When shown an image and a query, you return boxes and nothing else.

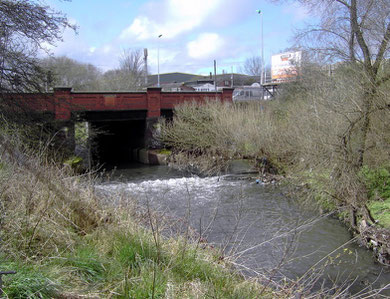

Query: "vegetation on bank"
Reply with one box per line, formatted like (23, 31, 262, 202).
(1, 121, 388, 298)
(3, 123, 387, 298)
(159, 63, 390, 261)
(0, 127, 281, 298)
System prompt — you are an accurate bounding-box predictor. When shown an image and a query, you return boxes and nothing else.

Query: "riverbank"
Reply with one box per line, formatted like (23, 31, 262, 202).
(97, 163, 390, 295)
(292, 175, 390, 266)
(3, 130, 389, 298)
(150, 145, 390, 266)
(158, 100, 390, 266)
(1, 133, 281, 298)
(3, 138, 390, 297)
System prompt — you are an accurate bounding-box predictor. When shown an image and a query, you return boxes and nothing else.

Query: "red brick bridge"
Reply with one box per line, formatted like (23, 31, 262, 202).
(22, 87, 233, 121)
(17, 87, 233, 165)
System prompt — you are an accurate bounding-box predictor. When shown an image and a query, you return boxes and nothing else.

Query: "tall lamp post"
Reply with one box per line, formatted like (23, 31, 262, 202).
(157, 34, 162, 87)
(256, 9, 264, 86)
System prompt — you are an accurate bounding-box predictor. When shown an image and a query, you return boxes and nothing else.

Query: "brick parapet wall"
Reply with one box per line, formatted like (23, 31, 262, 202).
(18, 87, 233, 121)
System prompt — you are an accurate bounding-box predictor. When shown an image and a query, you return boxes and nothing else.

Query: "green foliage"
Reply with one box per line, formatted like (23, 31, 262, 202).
(157, 148, 171, 155)
(63, 155, 83, 169)
(61, 245, 106, 283)
(40, 56, 102, 91)
(172, 249, 215, 282)
(367, 199, 390, 228)
(360, 166, 390, 200)
(160, 101, 294, 174)
(75, 122, 89, 146)
(1, 262, 60, 299)
(356, 166, 390, 227)
(122, 262, 167, 298)
(112, 232, 160, 268)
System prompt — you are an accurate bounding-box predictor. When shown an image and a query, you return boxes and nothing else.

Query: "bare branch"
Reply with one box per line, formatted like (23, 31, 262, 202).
(0, 0, 74, 94)
(350, 0, 372, 72)
(372, 22, 390, 75)
(334, 0, 350, 8)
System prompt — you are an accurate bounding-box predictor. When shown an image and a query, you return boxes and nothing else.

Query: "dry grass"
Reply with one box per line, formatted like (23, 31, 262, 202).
(0, 131, 105, 260)
(159, 64, 390, 235)
(0, 126, 277, 298)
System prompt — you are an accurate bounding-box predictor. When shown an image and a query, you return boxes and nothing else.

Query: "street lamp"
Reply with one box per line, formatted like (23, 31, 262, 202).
(157, 34, 162, 87)
(256, 9, 264, 86)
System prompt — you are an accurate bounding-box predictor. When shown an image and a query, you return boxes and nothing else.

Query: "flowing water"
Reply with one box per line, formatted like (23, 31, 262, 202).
(96, 163, 390, 295)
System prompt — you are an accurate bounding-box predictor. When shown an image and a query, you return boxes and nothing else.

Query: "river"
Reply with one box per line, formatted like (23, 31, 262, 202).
(96, 163, 390, 296)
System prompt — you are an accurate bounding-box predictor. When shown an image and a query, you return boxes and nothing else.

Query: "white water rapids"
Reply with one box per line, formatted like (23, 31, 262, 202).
(96, 165, 390, 294)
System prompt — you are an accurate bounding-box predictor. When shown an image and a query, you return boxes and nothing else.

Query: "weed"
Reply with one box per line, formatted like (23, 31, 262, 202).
(61, 245, 106, 283)
(1, 262, 60, 298)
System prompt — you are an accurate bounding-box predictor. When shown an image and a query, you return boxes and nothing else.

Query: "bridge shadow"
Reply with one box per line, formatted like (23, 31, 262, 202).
(91, 119, 145, 166)
(75, 109, 173, 168)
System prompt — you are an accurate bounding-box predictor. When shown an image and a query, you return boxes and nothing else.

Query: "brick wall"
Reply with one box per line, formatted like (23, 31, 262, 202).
(18, 87, 233, 121)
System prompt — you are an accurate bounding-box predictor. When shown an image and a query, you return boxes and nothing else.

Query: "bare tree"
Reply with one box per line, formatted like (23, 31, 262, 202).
(242, 56, 262, 76)
(0, 0, 74, 94)
(40, 56, 102, 91)
(273, 0, 390, 164)
(270, 0, 390, 226)
(102, 49, 145, 91)
(119, 48, 145, 81)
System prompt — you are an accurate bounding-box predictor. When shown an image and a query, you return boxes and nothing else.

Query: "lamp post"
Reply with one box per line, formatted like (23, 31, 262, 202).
(256, 9, 264, 86)
(157, 34, 162, 87)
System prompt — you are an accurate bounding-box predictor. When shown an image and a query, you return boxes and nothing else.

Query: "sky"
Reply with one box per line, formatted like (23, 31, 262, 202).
(44, 0, 311, 75)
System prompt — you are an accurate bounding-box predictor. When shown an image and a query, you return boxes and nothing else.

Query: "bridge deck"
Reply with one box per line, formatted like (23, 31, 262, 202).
(15, 87, 233, 121)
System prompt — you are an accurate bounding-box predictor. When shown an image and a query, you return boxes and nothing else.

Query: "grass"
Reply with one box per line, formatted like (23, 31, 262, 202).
(361, 166, 390, 228)
(0, 128, 276, 298)
(0, 261, 60, 299)
(367, 198, 390, 228)
(159, 97, 390, 271)
(2, 99, 389, 297)
(2, 228, 270, 298)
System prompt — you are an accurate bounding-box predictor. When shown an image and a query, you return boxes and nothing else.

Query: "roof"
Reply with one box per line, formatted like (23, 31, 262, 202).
(147, 72, 257, 87)
(148, 72, 203, 85)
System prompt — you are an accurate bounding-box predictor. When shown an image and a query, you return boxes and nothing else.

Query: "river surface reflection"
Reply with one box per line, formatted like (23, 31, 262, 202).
(96, 163, 390, 295)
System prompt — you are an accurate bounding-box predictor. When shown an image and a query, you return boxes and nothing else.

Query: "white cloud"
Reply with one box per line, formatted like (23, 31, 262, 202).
(120, 16, 156, 40)
(187, 33, 224, 59)
(120, 0, 223, 40)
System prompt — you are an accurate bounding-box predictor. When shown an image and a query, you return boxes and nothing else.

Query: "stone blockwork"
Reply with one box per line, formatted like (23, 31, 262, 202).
(132, 148, 168, 165)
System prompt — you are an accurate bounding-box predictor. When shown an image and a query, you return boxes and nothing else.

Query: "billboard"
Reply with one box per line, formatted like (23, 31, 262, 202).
(271, 51, 302, 82)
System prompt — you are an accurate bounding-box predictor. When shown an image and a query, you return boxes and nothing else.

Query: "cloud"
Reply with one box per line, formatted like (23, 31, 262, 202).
(39, 23, 119, 71)
(282, 2, 310, 22)
(119, 0, 222, 40)
(187, 33, 224, 59)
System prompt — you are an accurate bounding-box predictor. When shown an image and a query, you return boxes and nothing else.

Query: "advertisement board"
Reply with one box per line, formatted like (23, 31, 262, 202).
(271, 51, 302, 82)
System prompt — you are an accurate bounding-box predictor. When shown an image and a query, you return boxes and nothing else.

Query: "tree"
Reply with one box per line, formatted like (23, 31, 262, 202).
(241, 55, 272, 83)
(275, 0, 390, 164)
(40, 56, 102, 91)
(119, 48, 145, 83)
(242, 56, 262, 76)
(0, 0, 74, 94)
(271, 0, 390, 226)
(101, 49, 146, 91)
